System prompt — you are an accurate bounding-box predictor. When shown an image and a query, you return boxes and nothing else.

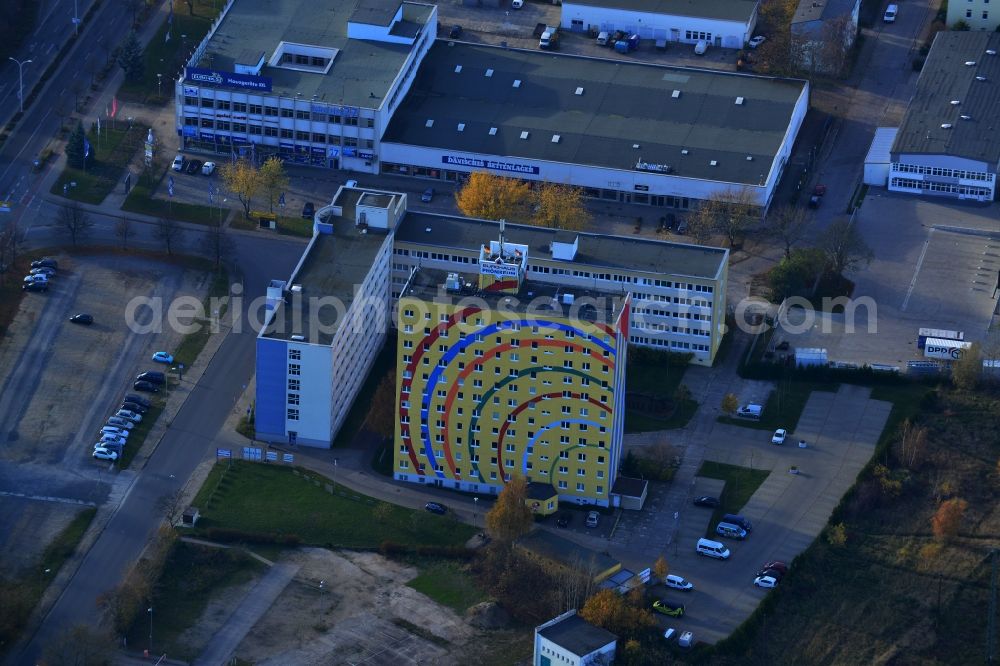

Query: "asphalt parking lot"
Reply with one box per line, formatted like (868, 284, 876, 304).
(775, 195, 1000, 368)
(0, 255, 201, 574)
(631, 385, 891, 645)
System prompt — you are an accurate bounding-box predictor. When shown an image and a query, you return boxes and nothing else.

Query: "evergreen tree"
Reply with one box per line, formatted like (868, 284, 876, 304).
(65, 121, 87, 169)
(117, 31, 145, 82)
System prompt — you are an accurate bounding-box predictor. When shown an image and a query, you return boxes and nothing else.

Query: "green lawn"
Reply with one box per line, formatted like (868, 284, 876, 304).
(0, 507, 96, 651)
(171, 269, 229, 368)
(406, 559, 489, 614)
(117, 1, 218, 106)
(192, 462, 476, 549)
(697, 461, 770, 534)
(230, 214, 314, 238)
(717, 381, 837, 432)
(625, 397, 698, 433)
(50, 126, 146, 204)
(122, 177, 223, 225)
(124, 541, 264, 661)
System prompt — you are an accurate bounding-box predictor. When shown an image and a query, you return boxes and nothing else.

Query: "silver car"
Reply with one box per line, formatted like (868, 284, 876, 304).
(100, 426, 129, 438)
(106, 416, 135, 430)
(115, 409, 142, 423)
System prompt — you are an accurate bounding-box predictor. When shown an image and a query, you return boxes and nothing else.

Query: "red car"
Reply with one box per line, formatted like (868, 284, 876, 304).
(761, 560, 788, 576)
(812, 184, 827, 196)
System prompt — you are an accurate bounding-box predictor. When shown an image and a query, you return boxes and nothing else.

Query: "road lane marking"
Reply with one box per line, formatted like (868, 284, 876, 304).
(901, 228, 933, 312)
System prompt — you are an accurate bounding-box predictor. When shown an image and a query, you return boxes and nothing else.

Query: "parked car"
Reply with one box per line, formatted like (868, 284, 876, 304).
(678, 631, 694, 648)
(300, 201, 315, 220)
(694, 39, 708, 55)
(31, 267, 56, 277)
(771, 428, 787, 445)
(675, 220, 689, 235)
(100, 426, 129, 438)
(693, 495, 720, 508)
(152, 352, 174, 364)
(424, 502, 447, 515)
(202, 161, 217, 176)
(345, 179, 358, 188)
(808, 194, 822, 208)
(761, 560, 788, 576)
(754, 574, 779, 588)
(93, 447, 119, 461)
(665, 574, 694, 591)
(23, 281, 48, 292)
(813, 184, 827, 196)
(653, 600, 685, 617)
(133, 380, 160, 393)
(172, 154, 185, 171)
(115, 409, 142, 423)
(421, 187, 435, 203)
(121, 401, 148, 414)
(185, 159, 203, 175)
(748, 35, 766, 48)
(69, 313, 94, 325)
(23, 274, 48, 284)
(585, 511, 600, 528)
(663, 627, 677, 642)
(99, 435, 127, 447)
(136, 371, 166, 385)
(124, 394, 152, 408)
(556, 513, 571, 528)
(106, 416, 135, 430)
(756, 567, 785, 581)
(512, 0, 523, 7)
(31, 258, 58, 269)
(449, 24, 463, 39)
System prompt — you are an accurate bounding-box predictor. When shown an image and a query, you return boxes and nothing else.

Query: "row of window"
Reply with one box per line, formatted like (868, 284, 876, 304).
(633, 321, 711, 337)
(410, 446, 607, 465)
(630, 335, 711, 352)
(632, 292, 713, 308)
(280, 52, 328, 68)
(685, 30, 713, 41)
(181, 98, 374, 127)
(396, 462, 606, 493)
(890, 177, 992, 197)
(181, 117, 375, 147)
(891, 162, 995, 182)
(633, 306, 712, 321)
(965, 9, 989, 18)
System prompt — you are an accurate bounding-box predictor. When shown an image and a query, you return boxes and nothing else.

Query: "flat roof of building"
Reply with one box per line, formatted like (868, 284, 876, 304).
(893, 32, 1000, 163)
(261, 190, 390, 345)
(194, 0, 433, 108)
(537, 613, 617, 658)
(400, 267, 626, 324)
(791, 0, 856, 25)
(396, 213, 728, 281)
(517, 530, 621, 578)
(564, 0, 758, 23)
(382, 42, 806, 186)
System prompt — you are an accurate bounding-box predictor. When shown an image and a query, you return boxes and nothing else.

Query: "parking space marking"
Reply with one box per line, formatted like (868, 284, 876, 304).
(0, 490, 96, 506)
(901, 228, 932, 311)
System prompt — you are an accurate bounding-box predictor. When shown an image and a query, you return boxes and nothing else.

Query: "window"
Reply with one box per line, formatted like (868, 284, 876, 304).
(232, 102, 247, 113)
(287, 393, 299, 405)
(288, 363, 301, 376)
(576, 482, 585, 492)
(967, 8, 973, 16)
(249, 104, 263, 115)
(287, 379, 300, 391)
(287, 408, 299, 420)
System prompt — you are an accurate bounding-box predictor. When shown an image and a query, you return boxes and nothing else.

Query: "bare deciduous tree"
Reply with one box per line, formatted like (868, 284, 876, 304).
(57, 203, 94, 246)
(155, 488, 186, 525)
(819, 218, 873, 276)
(204, 219, 234, 269)
(153, 217, 184, 255)
(115, 215, 134, 249)
(893, 419, 929, 471)
(769, 205, 811, 259)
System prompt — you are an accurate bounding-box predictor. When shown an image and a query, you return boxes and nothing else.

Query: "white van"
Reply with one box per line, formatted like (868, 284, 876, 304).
(737, 404, 762, 420)
(696, 537, 731, 559)
(694, 39, 708, 55)
(883, 4, 897, 22)
(596, 31, 609, 46)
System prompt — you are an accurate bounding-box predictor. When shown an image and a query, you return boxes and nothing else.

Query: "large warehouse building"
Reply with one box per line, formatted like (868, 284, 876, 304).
(559, 0, 760, 49)
(380, 42, 808, 211)
(889, 32, 1000, 201)
(255, 185, 728, 449)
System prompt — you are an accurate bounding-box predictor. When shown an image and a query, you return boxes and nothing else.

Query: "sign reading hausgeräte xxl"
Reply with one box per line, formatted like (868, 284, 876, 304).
(185, 67, 272, 92)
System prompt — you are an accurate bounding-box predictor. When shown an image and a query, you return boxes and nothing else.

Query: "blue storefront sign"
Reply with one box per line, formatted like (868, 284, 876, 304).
(199, 132, 215, 142)
(358, 151, 375, 159)
(279, 142, 295, 150)
(442, 154, 540, 175)
(310, 103, 359, 118)
(182, 126, 197, 137)
(185, 67, 272, 92)
(327, 147, 340, 158)
(310, 146, 325, 155)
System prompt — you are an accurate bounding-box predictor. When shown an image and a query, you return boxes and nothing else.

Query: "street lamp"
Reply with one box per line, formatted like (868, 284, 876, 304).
(147, 606, 153, 653)
(8, 57, 32, 114)
(157, 73, 163, 97)
(72, 0, 81, 35)
(473, 496, 479, 529)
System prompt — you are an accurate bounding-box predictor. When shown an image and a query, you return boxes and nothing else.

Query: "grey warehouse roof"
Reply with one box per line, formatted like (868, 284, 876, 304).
(382, 42, 807, 186)
(893, 32, 1000, 163)
(192, 0, 433, 108)
(396, 212, 728, 281)
(791, 0, 858, 25)
(537, 613, 617, 657)
(563, 0, 759, 23)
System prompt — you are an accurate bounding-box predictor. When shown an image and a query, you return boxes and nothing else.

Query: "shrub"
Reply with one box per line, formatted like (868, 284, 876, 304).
(205, 528, 301, 546)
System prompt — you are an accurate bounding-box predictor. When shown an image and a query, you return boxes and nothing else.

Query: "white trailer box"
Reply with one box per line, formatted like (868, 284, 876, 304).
(923, 337, 971, 361)
(795, 348, 828, 367)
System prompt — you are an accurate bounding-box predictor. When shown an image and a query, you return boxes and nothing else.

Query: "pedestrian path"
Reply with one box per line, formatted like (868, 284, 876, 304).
(192, 561, 300, 666)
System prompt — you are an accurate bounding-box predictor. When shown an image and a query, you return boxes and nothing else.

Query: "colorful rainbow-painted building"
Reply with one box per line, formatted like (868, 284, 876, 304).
(394, 228, 630, 506)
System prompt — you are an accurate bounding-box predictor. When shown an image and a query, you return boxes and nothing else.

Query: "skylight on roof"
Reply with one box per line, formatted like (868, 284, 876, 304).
(457, 123, 465, 132)
(513, 79, 522, 88)
(425, 119, 434, 128)
(489, 127, 498, 135)
(710, 160, 718, 166)
(735, 97, 745, 105)
(454, 65, 463, 73)
(672, 90, 681, 98)
(552, 134, 561, 143)
(575, 87, 584, 95)
(520, 131, 530, 140)
(486, 69, 494, 77)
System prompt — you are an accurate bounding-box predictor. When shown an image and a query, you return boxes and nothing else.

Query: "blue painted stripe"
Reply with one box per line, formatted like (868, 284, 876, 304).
(255, 338, 287, 438)
(522, 418, 604, 474)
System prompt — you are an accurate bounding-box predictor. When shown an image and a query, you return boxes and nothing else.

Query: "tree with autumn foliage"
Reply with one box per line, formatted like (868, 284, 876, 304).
(652, 555, 669, 582)
(455, 171, 531, 221)
(532, 182, 590, 231)
(259, 156, 289, 214)
(484, 475, 534, 543)
(932, 497, 968, 540)
(579, 588, 656, 641)
(220, 158, 263, 219)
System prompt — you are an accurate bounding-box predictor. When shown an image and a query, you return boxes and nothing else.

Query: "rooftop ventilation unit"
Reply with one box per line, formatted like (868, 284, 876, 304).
(425, 119, 434, 128)
(457, 123, 465, 132)
(290, 284, 303, 293)
(681, 149, 689, 155)
(960, 115, 972, 120)
(513, 79, 522, 88)
(489, 127, 498, 135)
(632, 143, 640, 149)
(988, 49, 997, 55)
(941, 123, 953, 129)
(746, 155, 753, 161)
(454, 65, 463, 73)
(520, 131, 530, 139)
(976, 75, 988, 81)
(672, 90, 681, 98)
(445, 273, 461, 291)
(551, 134, 561, 143)
(291, 335, 305, 341)
(710, 160, 718, 166)
(965, 61, 976, 66)
(950, 100, 961, 105)
(735, 96, 745, 105)
(575, 86, 584, 95)
(562, 293, 575, 305)
(485, 68, 494, 77)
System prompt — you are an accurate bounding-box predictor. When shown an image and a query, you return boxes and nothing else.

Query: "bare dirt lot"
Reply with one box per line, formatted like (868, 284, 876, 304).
(0, 253, 210, 574)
